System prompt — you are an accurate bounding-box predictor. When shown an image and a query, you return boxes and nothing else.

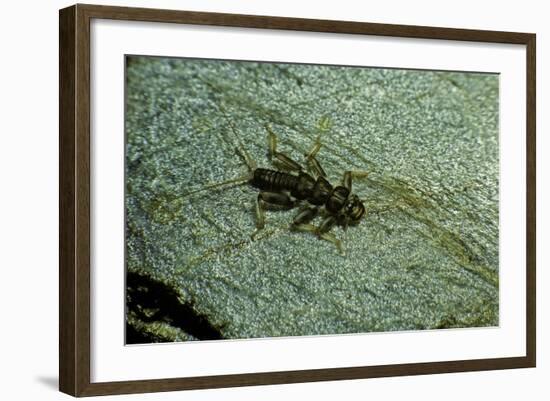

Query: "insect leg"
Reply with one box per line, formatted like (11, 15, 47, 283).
(292, 215, 344, 255)
(305, 136, 322, 159)
(252, 191, 295, 239)
(255, 195, 266, 229)
(318, 232, 344, 255)
(304, 137, 327, 178)
(266, 125, 303, 171)
(259, 191, 295, 209)
(307, 156, 327, 178)
(318, 215, 337, 234)
(292, 206, 318, 225)
(317, 216, 344, 255)
(342, 170, 369, 192)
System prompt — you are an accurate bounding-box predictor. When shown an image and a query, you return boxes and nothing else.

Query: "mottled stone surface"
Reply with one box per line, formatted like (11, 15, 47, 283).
(125, 56, 499, 343)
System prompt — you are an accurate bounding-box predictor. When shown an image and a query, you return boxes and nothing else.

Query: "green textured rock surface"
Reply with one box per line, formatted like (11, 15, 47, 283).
(125, 56, 499, 342)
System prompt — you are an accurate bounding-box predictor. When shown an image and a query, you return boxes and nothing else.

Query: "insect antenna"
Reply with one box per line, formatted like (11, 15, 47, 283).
(179, 102, 258, 201)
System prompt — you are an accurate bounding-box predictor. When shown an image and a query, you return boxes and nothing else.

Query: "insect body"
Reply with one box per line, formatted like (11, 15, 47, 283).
(251, 168, 365, 225)
(237, 125, 369, 253)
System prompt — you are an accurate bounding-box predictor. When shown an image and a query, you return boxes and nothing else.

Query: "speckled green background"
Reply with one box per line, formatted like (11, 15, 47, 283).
(125, 56, 499, 343)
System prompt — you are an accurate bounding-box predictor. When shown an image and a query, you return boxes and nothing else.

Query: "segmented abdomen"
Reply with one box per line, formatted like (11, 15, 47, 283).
(251, 168, 298, 192)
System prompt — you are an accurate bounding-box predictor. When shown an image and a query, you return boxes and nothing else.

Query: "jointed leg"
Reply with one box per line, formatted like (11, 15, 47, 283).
(318, 215, 337, 234)
(307, 155, 327, 178)
(305, 136, 322, 160)
(254, 196, 266, 231)
(304, 136, 327, 178)
(317, 215, 343, 254)
(292, 215, 344, 254)
(252, 191, 295, 239)
(342, 170, 369, 192)
(318, 232, 344, 255)
(260, 191, 295, 209)
(266, 125, 303, 171)
(292, 206, 318, 226)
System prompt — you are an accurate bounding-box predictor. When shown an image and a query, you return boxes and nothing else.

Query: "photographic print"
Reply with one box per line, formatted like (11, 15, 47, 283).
(124, 55, 499, 344)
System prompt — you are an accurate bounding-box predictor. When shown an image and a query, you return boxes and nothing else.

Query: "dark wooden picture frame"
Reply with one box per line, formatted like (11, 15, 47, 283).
(59, 3, 536, 397)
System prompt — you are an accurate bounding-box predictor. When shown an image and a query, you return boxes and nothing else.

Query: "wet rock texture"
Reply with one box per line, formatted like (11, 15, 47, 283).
(125, 56, 499, 343)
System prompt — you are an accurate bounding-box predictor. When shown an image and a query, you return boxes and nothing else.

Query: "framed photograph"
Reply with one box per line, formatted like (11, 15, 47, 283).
(59, 4, 536, 397)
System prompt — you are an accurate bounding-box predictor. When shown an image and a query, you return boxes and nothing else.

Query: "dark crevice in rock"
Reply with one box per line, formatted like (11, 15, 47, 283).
(126, 271, 223, 343)
(125, 321, 164, 344)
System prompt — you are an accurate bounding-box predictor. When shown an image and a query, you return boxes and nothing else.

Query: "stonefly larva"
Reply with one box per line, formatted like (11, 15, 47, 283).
(182, 109, 370, 254)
